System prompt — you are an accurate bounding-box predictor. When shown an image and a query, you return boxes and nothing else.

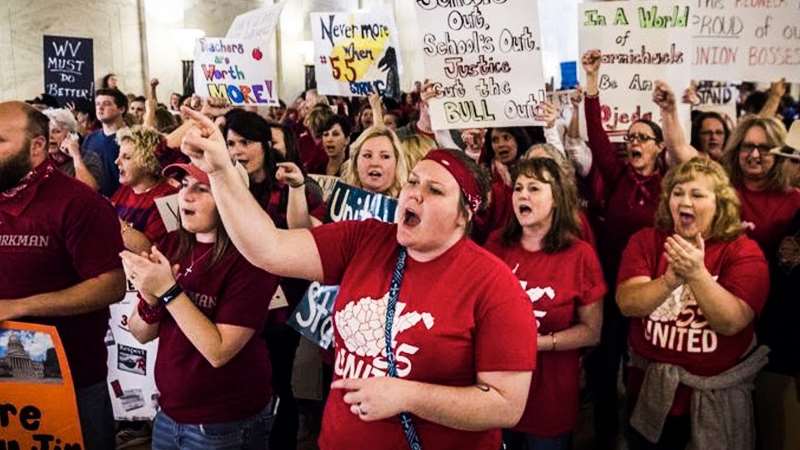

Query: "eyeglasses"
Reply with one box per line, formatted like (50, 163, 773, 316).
(739, 143, 772, 155)
(624, 133, 656, 143)
(699, 130, 725, 137)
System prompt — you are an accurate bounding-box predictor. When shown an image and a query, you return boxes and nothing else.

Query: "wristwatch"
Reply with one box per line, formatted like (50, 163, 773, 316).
(158, 284, 183, 306)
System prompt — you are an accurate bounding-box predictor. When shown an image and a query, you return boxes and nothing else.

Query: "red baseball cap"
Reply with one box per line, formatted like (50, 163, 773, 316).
(163, 162, 250, 187)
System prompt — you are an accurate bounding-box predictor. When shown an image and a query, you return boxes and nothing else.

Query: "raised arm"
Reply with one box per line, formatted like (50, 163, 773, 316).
(652, 80, 698, 165)
(759, 78, 785, 119)
(581, 50, 623, 181)
(143, 78, 158, 130)
(179, 107, 324, 281)
(277, 162, 324, 229)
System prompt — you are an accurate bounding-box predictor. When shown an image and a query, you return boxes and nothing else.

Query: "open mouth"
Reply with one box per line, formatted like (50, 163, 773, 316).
(403, 208, 421, 227)
(630, 148, 643, 159)
(678, 211, 695, 227)
(518, 204, 532, 216)
(181, 208, 196, 217)
(367, 170, 382, 179)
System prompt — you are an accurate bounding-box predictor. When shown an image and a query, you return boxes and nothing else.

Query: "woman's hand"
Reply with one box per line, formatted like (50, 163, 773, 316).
(652, 80, 677, 114)
(276, 162, 306, 188)
(120, 246, 178, 299)
(662, 261, 684, 290)
(332, 377, 412, 421)
(581, 50, 601, 76)
(537, 101, 558, 129)
(493, 159, 512, 187)
(664, 234, 707, 281)
(180, 106, 234, 175)
(60, 133, 81, 160)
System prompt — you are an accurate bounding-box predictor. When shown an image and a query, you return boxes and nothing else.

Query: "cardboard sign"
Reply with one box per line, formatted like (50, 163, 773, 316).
(308, 174, 340, 202)
(327, 180, 398, 223)
(226, 1, 287, 41)
(288, 182, 398, 349)
(43, 35, 94, 105)
(105, 280, 160, 421)
(0, 321, 84, 449)
(414, 0, 548, 130)
(154, 193, 180, 233)
(579, 1, 693, 141)
(193, 37, 278, 106)
(311, 10, 404, 99)
(694, 81, 737, 122)
(691, 0, 800, 83)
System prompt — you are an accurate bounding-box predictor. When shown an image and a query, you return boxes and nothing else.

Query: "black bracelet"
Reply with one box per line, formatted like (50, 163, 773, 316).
(158, 283, 183, 306)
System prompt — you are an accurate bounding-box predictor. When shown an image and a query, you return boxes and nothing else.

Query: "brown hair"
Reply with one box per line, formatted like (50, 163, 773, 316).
(722, 115, 791, 191)
(172, 207, 232, 270)
(501, 158, 581, 253)
(655, 157, 743, 242)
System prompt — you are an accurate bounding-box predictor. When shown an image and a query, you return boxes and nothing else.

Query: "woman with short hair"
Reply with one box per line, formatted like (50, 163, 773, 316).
(617, 157, 769, 450)
(44, 108, 104, 190)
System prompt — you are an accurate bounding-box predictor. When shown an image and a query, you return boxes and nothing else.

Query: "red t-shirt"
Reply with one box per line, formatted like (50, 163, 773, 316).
(0, 161, 123, 387)
(737, 185, 800, 255)
(617, 228, 769, 414)
(486, 237, 606, 437)
(311, 220, 537, 450)
(154, 232, 279, 423)
(111, 180, 178, 243)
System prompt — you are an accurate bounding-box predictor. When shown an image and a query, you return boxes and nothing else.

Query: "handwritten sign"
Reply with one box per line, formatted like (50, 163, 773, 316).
(0, 321, 84, 449)
(226, 1, 286, 41)
(691, 0, 800, 83)
(154, 193, 180, 233)
(579, 1, 693, 140)
(105, 279, 160, 420)
(288, 181, 398, 349)
(43, 35, 94, 105)
(414, 0, 548, 130)
(311, 10, 404, 99)
(308, 174, 340, 202)
(694, 80, 737, 121)
(193, 37, 278, 106)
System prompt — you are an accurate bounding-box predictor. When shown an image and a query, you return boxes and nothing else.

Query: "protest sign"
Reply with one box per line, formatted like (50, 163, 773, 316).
(226, 1, 286, 41)
(105, 278, 159, 421)
(155, 193, 180, 233)
(308, 174, 341, 202)
(193, 37, 278, 106)
(414, 0, 548, 130)
(43, 35, 94, 105)
(288, 182, 398, 349)
(579, 1, 693, 140)
(694, 81, 737, 122)
(311, 10, 404, 99)
(691, 0, 800, 83)
(0, 321, 84, 449)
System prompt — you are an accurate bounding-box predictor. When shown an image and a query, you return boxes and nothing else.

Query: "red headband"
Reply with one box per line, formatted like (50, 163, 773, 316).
(423, 149, 482, 215)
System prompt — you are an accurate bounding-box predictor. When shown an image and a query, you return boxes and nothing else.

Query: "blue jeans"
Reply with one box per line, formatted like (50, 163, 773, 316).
(152, 401, 274, 450)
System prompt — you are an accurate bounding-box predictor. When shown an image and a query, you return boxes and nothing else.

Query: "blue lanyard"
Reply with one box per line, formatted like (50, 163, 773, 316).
(385, 247, 423, 450)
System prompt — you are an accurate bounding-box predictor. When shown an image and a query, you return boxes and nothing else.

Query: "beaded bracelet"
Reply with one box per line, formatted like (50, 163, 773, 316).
(137, 298, 164, 324)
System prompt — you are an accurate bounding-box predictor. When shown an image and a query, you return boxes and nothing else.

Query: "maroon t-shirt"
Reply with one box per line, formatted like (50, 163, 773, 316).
(737, 185, 800, 255)
(311, 220, 537, 450)
(486, 237, 606, 437)
(111, 180, 178, 243)
(618, 228, 769, 414)
(154, 233, 279, 423)
(0, 160, 123, 387)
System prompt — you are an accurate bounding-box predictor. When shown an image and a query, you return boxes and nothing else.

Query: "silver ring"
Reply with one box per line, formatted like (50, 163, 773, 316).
(357, 404, 366, 415)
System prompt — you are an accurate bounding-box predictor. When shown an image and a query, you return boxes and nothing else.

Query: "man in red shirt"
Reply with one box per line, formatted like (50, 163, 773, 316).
(0, 101, 126, 450)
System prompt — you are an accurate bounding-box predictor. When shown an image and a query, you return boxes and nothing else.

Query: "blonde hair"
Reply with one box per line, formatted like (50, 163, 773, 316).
(400, 133, 436, 169)
(116, 126, 163, 177)
(655, 157, 743, 242)
(523, 143, 576, 182)
(343, 126, 408, 198)
(722, 115, 791, 191)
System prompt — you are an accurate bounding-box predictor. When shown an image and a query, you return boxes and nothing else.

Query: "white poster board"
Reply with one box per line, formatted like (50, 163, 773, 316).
(694, 81, 737, 122)
(226, 1, 286, 41)
(691, 1, 800, 83)
(311, 10, 404, 99)
(193, 37, 278, 106)
(106, 278, 159, 421)
(579, 1, 693, 141)
(414, 0, 548, 130)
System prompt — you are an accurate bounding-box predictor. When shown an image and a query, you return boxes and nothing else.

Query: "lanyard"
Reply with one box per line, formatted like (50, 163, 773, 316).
(385, 246, 423, 450)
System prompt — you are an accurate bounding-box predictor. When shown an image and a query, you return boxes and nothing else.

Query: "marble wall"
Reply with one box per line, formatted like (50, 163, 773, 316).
(0, 0, 145, 102)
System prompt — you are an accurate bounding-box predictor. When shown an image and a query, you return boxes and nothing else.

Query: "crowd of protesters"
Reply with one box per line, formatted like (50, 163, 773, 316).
(2, 47, 799, 450)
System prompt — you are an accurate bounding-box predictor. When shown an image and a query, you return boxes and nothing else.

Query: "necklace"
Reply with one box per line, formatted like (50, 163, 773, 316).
(179, 245, 214, 278)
